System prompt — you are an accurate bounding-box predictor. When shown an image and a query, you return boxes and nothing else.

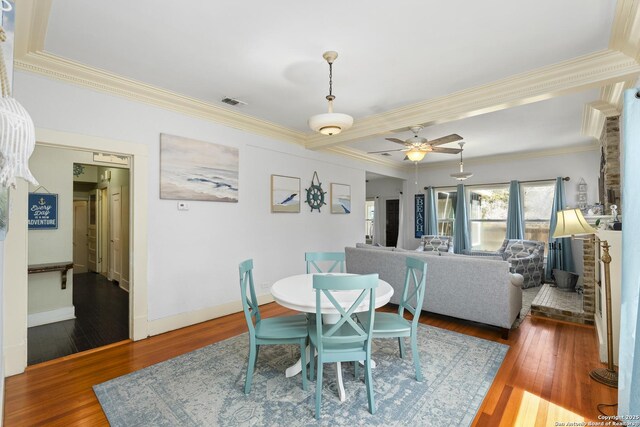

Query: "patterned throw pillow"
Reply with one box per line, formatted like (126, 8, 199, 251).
(421, 235, 451, 253)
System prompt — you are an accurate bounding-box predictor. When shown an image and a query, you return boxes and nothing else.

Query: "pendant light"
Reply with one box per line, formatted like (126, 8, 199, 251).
(308, 51, 353, 136)
(450, 142, 473, 181)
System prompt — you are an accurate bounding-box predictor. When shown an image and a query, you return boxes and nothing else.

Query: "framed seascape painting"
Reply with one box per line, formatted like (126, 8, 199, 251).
(271, 175, 300, 213)
(160, 134, 239, 202)
(330, 183, 351, 214)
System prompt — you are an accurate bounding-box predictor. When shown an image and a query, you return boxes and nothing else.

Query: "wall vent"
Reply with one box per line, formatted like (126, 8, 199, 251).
(221, 97, 247, 106)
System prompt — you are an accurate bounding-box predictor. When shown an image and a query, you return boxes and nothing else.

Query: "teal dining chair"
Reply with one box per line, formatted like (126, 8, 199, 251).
(305, 252, 345, 273)
(308, 273, 378, 419)
(356, 256, 427, 382)
(238, 259, 308, 394)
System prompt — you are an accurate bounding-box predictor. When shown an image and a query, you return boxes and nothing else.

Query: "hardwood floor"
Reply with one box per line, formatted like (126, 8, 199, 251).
(27, 273, 129, 365)
(4, 305, 617, 426)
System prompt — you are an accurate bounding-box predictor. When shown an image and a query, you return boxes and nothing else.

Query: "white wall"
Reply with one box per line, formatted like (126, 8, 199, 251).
(401, 149, 600, 249)
(27, 146, 84, 321)
(10, 71, 387, 327)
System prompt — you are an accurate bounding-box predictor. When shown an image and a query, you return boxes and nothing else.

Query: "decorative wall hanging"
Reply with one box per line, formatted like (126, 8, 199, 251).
(577, 177, 588, 211)
(305, 171, 326, 212)
(330, 183, 351, 214)
(0, 18, 38, 188)
(414, 194, 425, 238)
(271, 175, 300, 213)
(160, 134, 238, 202)
(28, 191, 58, 230)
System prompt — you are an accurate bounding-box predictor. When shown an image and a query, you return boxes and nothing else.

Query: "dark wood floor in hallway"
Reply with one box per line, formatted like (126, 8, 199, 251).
(27, 273, 129, 365)
(5, 305, 617, 426)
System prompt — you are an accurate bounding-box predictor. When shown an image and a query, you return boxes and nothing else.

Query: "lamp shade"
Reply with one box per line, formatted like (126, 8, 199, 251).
(552, 208, 597, 238)
(308, 112, 353, 136)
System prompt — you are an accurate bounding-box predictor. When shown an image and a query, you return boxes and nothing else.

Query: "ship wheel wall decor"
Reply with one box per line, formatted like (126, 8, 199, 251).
(305, 171, 326, 212)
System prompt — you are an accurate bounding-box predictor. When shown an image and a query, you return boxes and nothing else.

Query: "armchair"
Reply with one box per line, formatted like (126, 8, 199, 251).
(467, 239, 544, 289)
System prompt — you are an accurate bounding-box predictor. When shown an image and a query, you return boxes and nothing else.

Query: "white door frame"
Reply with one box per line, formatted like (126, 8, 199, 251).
(2, 128, 149, 376)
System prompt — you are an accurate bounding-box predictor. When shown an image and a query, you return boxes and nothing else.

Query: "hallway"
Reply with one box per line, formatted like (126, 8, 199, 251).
(27, 273, 129, 365)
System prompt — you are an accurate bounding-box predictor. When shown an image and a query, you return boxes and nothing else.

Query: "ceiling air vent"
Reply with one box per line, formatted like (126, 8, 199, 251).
(221, 97, 247, 107)
(380, 153, 392, 156)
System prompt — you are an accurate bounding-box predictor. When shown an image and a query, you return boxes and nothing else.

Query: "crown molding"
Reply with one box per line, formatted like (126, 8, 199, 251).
(610, 0, 640, 61)
(14, 0, 51, 56)
(13, 0, 640, 169)
(14, 1, 306, 146)
(305, 50, 640, 150)
(582, 100, 619, 139)
(325, 146, 405, 170)
(15, 51, 306, 145)
(414, 143, 600, 171)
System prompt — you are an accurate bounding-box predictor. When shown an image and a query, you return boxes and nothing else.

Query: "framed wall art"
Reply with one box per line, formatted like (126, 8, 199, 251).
(160, 134, 238, 202)
(330, 183, 351, 214)
(271, 175, 300, 213)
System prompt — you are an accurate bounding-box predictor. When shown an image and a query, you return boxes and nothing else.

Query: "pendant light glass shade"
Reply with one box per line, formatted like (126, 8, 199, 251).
(308, 51, 353, 136)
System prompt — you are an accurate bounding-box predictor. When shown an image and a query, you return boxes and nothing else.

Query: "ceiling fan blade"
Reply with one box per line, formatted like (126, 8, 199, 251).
(367, 148, 406, 154)
(431, 147, 462, 154)
(385, 137, 409, 146)
(429, 134, 463, 147)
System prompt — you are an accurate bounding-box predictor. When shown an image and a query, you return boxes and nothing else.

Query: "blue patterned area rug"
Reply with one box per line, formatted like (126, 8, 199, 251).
(94, 324, 508, 426)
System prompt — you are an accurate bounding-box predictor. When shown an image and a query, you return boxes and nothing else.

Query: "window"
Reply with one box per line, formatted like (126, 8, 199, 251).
(436, 189, 456, 237)
(521, 182, 554, 247)
(468, 185, 509, 250)
(365, 199, 375, 243)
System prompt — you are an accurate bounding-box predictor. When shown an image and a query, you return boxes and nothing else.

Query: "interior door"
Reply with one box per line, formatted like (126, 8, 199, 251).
(386, 199, 399, 247)
(73, 200, 89, 273)
(109, 190, 122, 283)
(87, 190, 98, 272)
(100, 187, 109, 277)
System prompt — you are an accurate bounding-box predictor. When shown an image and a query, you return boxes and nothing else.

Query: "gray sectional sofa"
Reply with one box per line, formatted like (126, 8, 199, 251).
(345, 245, 523, 338)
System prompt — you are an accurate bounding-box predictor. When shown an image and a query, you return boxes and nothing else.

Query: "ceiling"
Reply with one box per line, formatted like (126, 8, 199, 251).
(14, 0, 640, 166)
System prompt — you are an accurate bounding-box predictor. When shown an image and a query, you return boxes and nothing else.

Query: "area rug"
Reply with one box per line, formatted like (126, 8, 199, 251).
(94, 324, 508, 426)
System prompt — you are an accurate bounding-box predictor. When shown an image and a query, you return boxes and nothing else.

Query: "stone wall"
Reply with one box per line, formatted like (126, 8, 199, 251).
(601, 115, 621, 214)
(582, 236, 596, 322)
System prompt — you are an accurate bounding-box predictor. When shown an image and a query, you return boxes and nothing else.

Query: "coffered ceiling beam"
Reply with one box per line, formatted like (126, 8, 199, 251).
(305, 49, 640, 151)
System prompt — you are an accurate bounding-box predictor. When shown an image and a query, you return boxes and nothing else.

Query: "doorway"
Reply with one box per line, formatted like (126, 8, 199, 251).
(27, 156, 132, 365)
(386, 199, 399, 247)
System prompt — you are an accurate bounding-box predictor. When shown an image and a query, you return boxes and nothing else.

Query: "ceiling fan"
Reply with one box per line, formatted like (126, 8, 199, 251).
(367, 125, 463, 162)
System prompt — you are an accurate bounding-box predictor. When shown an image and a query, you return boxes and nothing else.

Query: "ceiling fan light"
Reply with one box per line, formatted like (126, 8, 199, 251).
(406, 147, 426, 162)
(308, 112, 353, 136)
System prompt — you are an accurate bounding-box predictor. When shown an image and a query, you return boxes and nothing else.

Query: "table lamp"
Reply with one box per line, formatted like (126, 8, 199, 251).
(552, 208, 618, 387)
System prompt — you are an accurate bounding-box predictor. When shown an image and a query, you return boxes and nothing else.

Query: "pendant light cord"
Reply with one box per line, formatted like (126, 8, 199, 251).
(328, 62, 333, 98)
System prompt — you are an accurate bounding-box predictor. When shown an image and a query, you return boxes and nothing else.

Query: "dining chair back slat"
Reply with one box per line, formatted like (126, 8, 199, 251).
(356, 256, 427, 382)
(239, 259, 260, 332)
(238, 259, 308, 394)
(309, 273, 378, 419)
(305, 252, 345, 274)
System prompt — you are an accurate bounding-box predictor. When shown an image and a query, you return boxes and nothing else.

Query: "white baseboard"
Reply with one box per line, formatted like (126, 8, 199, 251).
(147, 294, 274, 337)
(120, 278, 130, 292)
(27, 306, 76, 327)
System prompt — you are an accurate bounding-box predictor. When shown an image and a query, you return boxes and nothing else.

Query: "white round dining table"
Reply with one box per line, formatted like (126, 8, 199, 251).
(270, 273, 394, 402)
